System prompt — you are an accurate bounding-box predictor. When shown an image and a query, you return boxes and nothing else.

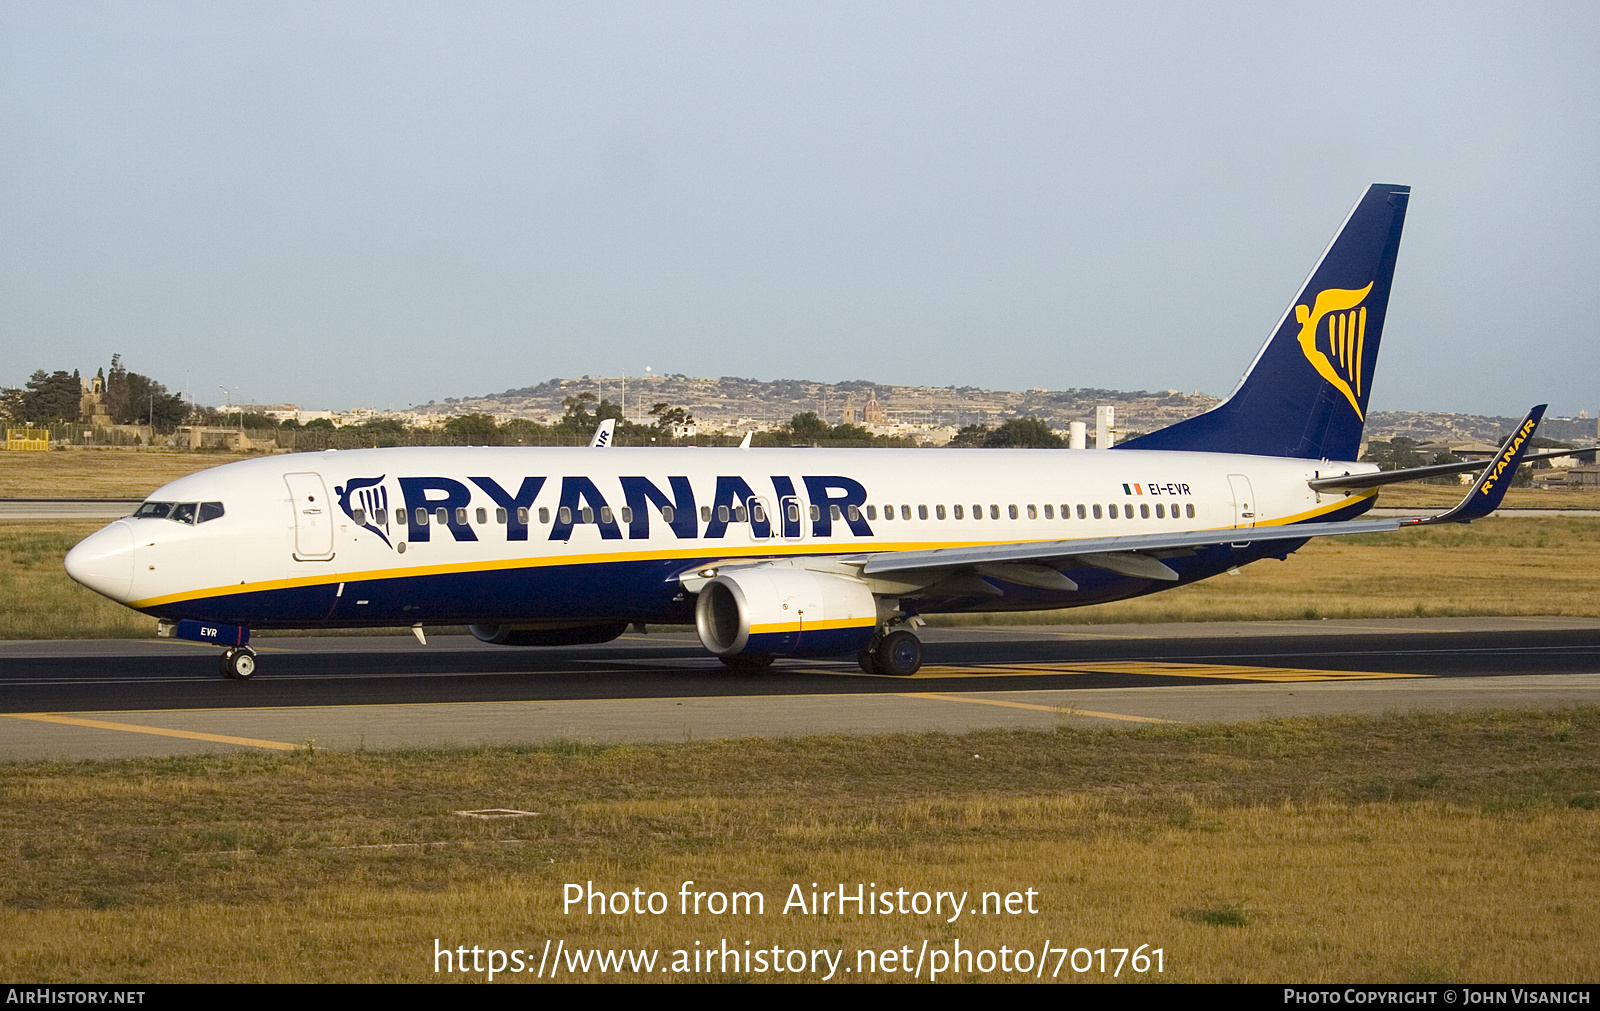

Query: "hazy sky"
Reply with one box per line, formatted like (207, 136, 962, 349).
(3, 2, 1597, 416)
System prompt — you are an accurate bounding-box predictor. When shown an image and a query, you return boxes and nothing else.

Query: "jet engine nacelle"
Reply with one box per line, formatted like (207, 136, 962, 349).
(694, 566, 879, 660)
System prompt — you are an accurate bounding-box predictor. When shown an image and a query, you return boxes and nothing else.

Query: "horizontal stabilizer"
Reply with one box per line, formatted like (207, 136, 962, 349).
(1310, 442, 1597, 492)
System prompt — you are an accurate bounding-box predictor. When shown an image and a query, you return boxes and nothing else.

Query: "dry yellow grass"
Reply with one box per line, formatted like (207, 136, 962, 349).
(0, 448, 258, 499)
(1, 711, 1597, 982)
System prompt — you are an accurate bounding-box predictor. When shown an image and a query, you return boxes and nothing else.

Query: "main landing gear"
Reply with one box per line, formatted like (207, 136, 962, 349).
(219, 645, 258, 680)
(858, 627, 923, 677)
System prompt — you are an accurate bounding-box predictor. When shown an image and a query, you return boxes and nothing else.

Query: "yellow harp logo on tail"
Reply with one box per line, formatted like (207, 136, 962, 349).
(1294, 282, 1374, 419)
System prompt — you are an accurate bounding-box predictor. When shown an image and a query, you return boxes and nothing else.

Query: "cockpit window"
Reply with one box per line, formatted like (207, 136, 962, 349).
(132, 501, 224, 524)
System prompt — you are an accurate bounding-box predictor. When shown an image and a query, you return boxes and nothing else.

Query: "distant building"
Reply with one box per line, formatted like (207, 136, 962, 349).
(863, 390, 885, 425)
(79, 374, 111, 427)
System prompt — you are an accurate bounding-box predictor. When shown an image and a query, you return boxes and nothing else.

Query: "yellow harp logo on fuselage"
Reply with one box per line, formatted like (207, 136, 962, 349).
(1294, 282, 1373, 419)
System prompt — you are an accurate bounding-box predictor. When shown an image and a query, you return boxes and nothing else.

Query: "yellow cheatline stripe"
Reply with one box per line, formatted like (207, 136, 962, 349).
(127, 490, 1380, 610)
(899, 692, 1174, 723)
(2, 713, 304, 751)
(1256, 488, 1377, 527)
(749, 617, 876, 634)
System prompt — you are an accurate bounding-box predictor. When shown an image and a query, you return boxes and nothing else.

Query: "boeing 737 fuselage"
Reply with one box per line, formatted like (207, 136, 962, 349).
(62, 184, 1569, 679)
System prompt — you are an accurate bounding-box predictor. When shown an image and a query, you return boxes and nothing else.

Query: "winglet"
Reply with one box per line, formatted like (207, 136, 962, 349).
(589, 418, 616, 448)
(1424, 405, 1546, 524)
(738, 430, 753, 450)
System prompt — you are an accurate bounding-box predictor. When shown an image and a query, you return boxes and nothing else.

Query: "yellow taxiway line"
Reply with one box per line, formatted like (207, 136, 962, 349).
(2, 713, 304, 751)
(899, 692, 1175, 723)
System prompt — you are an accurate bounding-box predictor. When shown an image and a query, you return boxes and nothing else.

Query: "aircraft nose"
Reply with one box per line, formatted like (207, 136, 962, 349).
(64, 521, 135, 602)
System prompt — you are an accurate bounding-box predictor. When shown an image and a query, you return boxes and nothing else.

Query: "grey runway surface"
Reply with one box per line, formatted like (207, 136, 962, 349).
(2, 616, 1598, 760)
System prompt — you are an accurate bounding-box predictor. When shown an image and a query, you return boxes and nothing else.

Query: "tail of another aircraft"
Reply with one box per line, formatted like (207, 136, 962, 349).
(1120, 183, 1411, 460)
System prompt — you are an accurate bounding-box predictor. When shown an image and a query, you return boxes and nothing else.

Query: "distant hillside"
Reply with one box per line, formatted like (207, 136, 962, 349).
(416, 374, 1598, 446)
(422, 374, 1222, 437)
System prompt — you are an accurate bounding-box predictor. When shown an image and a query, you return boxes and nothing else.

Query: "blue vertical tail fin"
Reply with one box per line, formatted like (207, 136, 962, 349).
(1120, 183, 1410, 460)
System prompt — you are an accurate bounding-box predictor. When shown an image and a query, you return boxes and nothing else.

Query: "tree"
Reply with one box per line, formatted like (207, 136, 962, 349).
(443, 413, 500, 445)
(22, 370, 82, 422)
(555, 392, 622, 436)
(947, 423, 991, 447)
(789, 412, 831, 443)
(103, 355, 187, 431)
(984, 417, 1062, 448)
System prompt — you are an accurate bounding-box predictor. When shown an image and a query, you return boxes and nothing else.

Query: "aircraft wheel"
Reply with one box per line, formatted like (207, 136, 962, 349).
(719, 653, 775, 670)
(219, 646, 257, 680)
(857, 646, 881, 676)
(873, 630, 922, 677)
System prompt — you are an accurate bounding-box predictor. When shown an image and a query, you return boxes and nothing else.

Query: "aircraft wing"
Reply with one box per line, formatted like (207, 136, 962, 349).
(856, 516, 1413, 579)
(858, 405, 1550, 580)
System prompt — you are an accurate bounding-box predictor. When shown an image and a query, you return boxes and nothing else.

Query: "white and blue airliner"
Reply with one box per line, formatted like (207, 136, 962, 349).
(64, 185, 1574, 679)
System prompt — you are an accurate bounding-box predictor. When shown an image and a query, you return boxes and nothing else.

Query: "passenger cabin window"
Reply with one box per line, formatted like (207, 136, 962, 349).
(601, 506, 614, 524)
(620, 506, 634, 524)
(810, 505, 822, 521)
(701, 506, 712, 522)
(1140, 504, 1150, 519)
(581, 506, 594, 524)
(538, 507, 549, 524)
(954, 504, 964, 519)
(1186, 503, 1196, 518)
(352, 509, 366, 526)
(661, 505, 674, 523)
(435, 507, 448, 525)
(1155, 504, 1165, 519)
(917, 505, 927, 520)
(831, 505, 842, 521)
(516, 507, 528, 524)
(1008, 504, 1018, 520)
(476, 507, 487, 524)
(935, 504, 946, 520)
(559, 507, 572, 524)
(848, 505, 861, 521)
(882, 506, 892, 521)
(866, 505, 877, 520)
(717, 505, 730, 523)
(733, 506, 746, 523)
(416, 507, 428, 525)
(456, 507, 468, 525)
(1027, 504, 1038, 520)
(989, 504, 999, 520)
(497, 508, 507, 524)
(901, 505, 911, 520)
(1092, 504, 1102, 519)
(1043, 505, 1053, 519)
(1077, 504, 1087, 519)
(1123, 504, 1134, 519)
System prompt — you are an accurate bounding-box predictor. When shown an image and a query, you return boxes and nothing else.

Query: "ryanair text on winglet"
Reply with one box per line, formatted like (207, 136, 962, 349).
(1479, 418, 1538, 496)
